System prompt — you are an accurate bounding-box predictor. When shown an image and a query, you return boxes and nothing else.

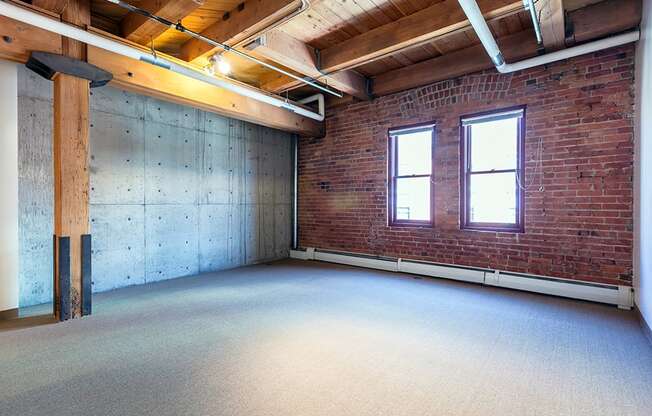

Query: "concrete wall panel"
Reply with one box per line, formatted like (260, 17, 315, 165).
(17, 65, 293, 307)
(90, 112, 145, 204)
(17, 96, 53, 307)
(145, 204, 200, 282)
(199, 204, 230, 272)
(91, 204, 146, 291)
(145, 123, 199, 204)
(202, 131, 230, 204)
(90, 87, 145, 119)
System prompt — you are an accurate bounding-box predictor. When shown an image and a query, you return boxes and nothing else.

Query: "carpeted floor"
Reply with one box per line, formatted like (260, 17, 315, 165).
(1, 259, 651, 416)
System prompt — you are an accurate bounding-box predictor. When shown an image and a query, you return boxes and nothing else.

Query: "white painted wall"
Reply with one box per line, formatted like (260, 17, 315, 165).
(635, 0, 652, 328)
(0, 60, 19, 313)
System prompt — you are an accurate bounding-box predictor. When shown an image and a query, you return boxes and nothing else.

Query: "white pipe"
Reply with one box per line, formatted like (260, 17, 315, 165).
(298, 94, 325, 119)
(457, 0, 640, 74)
(497, 31, 640, 73)
(457, 0, 505, 66)
(0, 0, 325, 122)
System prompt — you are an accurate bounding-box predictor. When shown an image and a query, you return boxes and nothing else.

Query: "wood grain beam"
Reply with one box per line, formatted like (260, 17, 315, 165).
(372, 0, 642, 97)
(539, 0, 566, 51)
(179, 0, 301, 62)
(373, 30, 538, 96)
(0, 13, 321, 136)
(568, 0, 641, 44)
(121, 0, 204, 45)
(47, 0, 91, 320)
(0, 14, 61, 62)
(86, 46, 322, 136)
(318, 0, 523, 73)
(250, 31, 369, 99)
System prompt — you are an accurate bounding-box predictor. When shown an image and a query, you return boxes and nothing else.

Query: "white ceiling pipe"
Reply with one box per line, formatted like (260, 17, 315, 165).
(457, 0, 505, 66)
(498, 31, 640, 73)
(457, 0, 640, 74)
(0, 0, 325, 122)
(298, 94, 324, 119)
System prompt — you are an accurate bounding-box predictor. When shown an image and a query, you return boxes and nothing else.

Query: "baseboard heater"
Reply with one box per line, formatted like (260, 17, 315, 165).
(290, 248, 633, 309)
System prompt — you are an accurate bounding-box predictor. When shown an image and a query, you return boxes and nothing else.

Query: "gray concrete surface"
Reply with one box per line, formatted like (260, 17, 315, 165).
(17, 66, 293, 307)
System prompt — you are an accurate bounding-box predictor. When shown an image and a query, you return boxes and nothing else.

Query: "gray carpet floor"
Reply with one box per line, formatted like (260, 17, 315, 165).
(1, 259, 651, 416)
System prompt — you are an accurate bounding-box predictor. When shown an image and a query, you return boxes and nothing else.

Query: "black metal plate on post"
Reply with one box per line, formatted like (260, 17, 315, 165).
(58, 236, 71, 322)
(81, 234, 92, 317)
(26, 51, 113, 88)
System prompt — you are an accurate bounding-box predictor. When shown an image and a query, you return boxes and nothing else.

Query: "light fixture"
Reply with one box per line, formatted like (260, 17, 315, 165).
(205, 53, 231, 76)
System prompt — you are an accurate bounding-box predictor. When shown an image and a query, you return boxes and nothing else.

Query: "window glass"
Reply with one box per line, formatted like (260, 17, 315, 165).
(469, 117, 518, 172)
(469, 172, 517, 223)
(396, 176, 431, 221)
(396, 130, 432, 176)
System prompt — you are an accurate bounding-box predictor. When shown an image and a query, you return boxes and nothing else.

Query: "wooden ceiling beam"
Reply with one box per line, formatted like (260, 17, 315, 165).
(373, 30, 538, 97)
(372, 0, 642, 97)
(249, 31, 369, 100)
(0, 15, 321, 136)
(179, 0, 302, 62)
(87, 46, 322, 136)
(318, 0, 523, 73)
(568, 0, 641, 44)
(539, 0, 566, 51)
(121, 0, 204, 45)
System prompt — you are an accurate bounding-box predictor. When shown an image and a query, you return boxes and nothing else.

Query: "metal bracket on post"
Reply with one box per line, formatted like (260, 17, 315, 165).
(81, 234, 92, 316)
(56, 236, 71, 321)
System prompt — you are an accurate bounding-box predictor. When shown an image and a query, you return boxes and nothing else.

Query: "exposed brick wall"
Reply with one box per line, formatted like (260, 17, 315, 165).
(298, 45, 635, 286)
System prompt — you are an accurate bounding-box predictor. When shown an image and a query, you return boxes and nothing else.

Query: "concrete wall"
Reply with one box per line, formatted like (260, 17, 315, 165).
(0, 60, 19, 314)
(635, 0, 652, 330)
(17, 66, 292, 307)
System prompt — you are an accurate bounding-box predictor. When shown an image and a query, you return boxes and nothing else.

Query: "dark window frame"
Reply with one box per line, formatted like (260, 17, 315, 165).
(460, 106, 526, 233)
(387, 122, 436, 227)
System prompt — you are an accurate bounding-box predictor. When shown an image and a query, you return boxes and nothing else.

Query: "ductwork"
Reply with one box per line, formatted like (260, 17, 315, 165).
(456, 0, 640, 74)
(0, 0, 325, 121)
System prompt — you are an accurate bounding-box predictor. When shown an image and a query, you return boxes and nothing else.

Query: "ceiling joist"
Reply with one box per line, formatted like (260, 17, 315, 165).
(249, 30, 369, 100)
(318, 0, 524, 73)
(179, 0, 302, 63)
(121, 0, 205, 45)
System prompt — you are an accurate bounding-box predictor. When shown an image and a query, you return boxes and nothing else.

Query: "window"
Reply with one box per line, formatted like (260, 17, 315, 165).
(460, 107, 525, 232)
(388, 123, 435, 226)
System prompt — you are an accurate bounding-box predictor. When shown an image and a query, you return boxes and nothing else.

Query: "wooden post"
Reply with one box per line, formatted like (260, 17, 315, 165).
(46, 0, 91, 319)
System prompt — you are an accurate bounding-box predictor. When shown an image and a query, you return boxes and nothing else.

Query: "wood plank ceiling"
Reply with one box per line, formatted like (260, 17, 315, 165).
(75, 0, 640, 100)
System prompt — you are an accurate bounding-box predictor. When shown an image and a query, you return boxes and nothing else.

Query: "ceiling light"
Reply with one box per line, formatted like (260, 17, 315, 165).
(206, 53, 231, 76)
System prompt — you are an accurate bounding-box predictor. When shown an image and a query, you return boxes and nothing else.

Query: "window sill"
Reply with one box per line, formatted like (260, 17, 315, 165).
(388, 221, 434, 229)
(461, 225, 524, 234)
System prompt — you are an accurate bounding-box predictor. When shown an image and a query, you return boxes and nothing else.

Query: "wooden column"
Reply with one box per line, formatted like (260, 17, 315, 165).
(46, 0, 91, 319)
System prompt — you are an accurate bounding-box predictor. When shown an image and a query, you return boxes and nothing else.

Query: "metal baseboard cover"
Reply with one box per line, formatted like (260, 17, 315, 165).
(291, 247, 634, 308)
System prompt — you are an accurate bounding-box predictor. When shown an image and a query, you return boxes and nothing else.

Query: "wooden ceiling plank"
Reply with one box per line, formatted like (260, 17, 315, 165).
(373, 0, 642, 97)
(250, 30, 369, 99)
(538, 0, 565, 51)
(179, 0, 302, 62)
(318, 0, 523, 72)
(373, 29, 537, 96)
(121, 0, 205, 45)
(569, 0, 641, 44)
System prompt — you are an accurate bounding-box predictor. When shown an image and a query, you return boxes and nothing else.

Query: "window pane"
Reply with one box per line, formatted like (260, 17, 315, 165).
(396, 176, 430, 221)
(469, 117, 519, 172)
(396, 130, 432, 176)
(469, 172, 517, 224)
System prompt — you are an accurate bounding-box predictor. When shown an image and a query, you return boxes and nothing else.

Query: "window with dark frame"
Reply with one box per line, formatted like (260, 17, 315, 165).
(460, 107, 525, 232)
(388, 123, 435, 226)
